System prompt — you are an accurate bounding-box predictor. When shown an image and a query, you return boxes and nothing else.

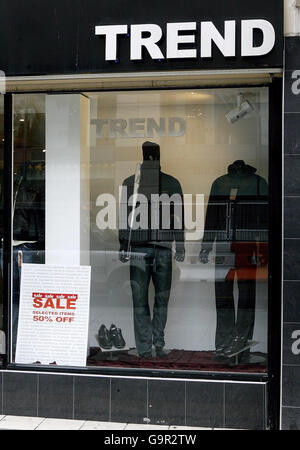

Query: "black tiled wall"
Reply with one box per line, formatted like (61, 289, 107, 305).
(282, 36, 300, 430)
(0, 372, 267, 429)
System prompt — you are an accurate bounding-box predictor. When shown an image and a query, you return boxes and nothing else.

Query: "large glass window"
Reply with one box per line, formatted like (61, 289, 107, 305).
(11, 88, 269, 373)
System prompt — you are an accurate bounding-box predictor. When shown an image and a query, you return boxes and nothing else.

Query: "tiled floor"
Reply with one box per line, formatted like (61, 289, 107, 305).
(0, 415, 211, 430)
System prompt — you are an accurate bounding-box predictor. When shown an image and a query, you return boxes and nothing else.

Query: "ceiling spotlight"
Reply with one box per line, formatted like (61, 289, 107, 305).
(225, 94, 254, 124)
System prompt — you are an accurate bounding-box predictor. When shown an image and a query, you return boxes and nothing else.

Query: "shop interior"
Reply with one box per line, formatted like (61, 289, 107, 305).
(1, 88, 269, 372)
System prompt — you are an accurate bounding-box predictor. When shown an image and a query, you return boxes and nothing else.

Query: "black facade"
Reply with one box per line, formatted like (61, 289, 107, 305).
(0, 372, 267, 429)
(0, 0, 292, 431)
(282, 36, 300, 431)
(0, 0, 283, 75)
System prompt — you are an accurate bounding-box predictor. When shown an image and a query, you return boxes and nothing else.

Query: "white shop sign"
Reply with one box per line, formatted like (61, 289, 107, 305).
(15, 264, 91, 367)
(95, 20, 276, 61)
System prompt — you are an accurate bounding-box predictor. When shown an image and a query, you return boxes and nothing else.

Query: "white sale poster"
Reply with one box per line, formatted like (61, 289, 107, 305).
(15, 264, 91, 367)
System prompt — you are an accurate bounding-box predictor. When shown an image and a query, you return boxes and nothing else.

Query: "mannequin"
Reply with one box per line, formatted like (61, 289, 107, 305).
(200, 160, 268, 363)
(119, 141, 185, 359)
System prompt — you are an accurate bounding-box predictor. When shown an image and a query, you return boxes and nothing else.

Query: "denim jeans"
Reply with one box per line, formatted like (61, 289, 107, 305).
(214, 271, 256, 350)
(130, 245, 172, 356)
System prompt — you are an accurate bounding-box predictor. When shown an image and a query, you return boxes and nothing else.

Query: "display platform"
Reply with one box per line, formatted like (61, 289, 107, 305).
(87, 348, 267, 373)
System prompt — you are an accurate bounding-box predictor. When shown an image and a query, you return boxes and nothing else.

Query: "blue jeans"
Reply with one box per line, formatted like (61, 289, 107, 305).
(130, 245, 172, 356)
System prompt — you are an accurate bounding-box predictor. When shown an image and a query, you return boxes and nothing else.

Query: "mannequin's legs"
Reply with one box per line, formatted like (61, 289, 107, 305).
(130, 247, 153, 357)
(152, 247, 172, 350)
(214, 277, 235, 351)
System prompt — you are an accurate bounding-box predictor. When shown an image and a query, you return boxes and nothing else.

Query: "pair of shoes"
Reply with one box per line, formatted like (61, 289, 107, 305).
(155, 347, 168, 359)
(98, 324, 126, 350)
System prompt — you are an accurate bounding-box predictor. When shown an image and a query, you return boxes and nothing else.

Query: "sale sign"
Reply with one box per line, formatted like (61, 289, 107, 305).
(15, 264, 91, 367)
(32, 293, 78, 314)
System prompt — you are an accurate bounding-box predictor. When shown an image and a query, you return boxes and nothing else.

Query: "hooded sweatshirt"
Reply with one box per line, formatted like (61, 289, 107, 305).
(202, 160, 268, 249)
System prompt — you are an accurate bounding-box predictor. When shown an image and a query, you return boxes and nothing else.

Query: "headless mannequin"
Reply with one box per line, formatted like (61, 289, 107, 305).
(119, 141, 185, 358)
(200, 160, 268, 363)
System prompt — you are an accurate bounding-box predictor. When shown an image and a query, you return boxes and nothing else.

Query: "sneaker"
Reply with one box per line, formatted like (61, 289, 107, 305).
(215, 335, 234, 359)
(98, 324, 113, 350)
(110, 324, 126, 349)
(222, 335, 249, 357)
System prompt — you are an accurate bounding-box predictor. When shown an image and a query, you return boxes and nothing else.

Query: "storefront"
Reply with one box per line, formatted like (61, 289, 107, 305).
(0, 0, 286, 429)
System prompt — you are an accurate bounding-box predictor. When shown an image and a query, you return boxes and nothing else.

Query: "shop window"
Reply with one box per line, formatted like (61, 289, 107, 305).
(11, 88, 269, 373)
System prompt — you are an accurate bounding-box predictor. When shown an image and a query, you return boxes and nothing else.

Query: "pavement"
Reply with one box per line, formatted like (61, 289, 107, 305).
(0, 415, 213, 430)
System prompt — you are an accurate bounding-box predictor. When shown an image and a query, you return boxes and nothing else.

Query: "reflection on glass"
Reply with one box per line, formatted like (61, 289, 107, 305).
(11, 88, 269, 372)
(13, 95, 45, 358)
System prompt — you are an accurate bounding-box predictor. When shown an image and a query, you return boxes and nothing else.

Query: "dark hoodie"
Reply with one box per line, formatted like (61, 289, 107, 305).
(202, 160, 268, 248)
(119, 142, 185, 250)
